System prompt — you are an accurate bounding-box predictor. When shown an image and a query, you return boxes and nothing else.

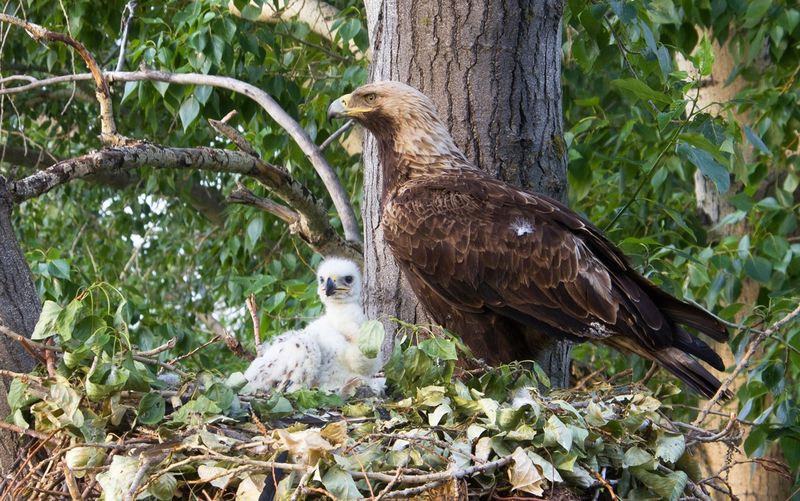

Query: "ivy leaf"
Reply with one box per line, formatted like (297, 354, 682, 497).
(419, 337, 458, 361)
(508, 447, 545, 495)
(322, 465, 362, 500)
(358, 320, 385, 359)
(677, 142, 730, 193)
(633, 467, 688, 501)
(543, 415, 573, 451)
(138, 393, 166, 425)
(656, 433, 686, 463)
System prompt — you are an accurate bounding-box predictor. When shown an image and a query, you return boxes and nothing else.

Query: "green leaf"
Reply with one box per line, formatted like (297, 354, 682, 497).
(419, 337, 458, 361)
(745, 0, 772, 27)
(543, 415, 573, 451)
(31, 301, 63, 340)
(322, 465, 361, 500)
(633, 467, 688, 501)
(246, 217, 263, 249)
(56, 298, 83, 342)
(744, 126, 772, 156)
(148, 473, 178, 501)
(611, 78, 672, 106)
(677, 142, 730, 193)
(358, 320, 385, 359)
(624, 446, 653, 467)
(655, 433, 685, 463)
(179, 96, 200, 131)
(744, 256, 773, 283)
(138, 393, 166, 425)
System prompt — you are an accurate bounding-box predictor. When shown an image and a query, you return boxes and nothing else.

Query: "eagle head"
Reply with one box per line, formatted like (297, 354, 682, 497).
(316, 257, 361, 305)
(328, 81, 462, 161)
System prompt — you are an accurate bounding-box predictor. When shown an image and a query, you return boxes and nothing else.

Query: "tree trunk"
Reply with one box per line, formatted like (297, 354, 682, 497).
(0, 177, 40, 472)
(362, 0, 571, 386)
(677, 38, 791, 500)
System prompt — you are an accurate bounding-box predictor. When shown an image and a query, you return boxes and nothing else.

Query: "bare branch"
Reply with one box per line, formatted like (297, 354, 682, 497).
(0, 14, 121, 144)
(228, 183, 299, 227)
(0, 68, 361, 242)
(115, 1, 137, 72)
(245, 294, 261, 347)
(694, 303, 800, 425)
(320, 119, 354, 151)
(208, 117, 260, 157)
(196, 312, 254, 361)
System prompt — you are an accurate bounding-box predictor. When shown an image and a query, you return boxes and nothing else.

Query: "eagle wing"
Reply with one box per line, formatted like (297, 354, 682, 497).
(383, 171, 674, 351)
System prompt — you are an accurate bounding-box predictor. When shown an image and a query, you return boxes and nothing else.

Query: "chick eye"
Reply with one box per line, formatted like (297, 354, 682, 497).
(344, 275, 353, 284)
(365, 93, 376, 103)
(319, 277, 324, 284)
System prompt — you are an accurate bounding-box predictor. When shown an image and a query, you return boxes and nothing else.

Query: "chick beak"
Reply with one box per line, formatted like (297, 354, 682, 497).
(327, 94, 350, 120)
(325, 277, 336, 296)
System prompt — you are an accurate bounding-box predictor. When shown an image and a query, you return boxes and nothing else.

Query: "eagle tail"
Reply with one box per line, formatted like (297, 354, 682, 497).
(650, 288, 729, 342)
(652, 347, 730, 399)
(671, 326, 725, 371)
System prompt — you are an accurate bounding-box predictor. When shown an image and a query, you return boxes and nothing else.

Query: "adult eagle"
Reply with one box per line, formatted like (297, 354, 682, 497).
(328, 81, 728, 397)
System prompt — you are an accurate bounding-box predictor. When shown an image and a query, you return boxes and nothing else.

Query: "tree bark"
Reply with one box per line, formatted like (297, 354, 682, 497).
(677, 37, 791, 500)
(363, 0, 571, 386)
(0, 177, 39, 472)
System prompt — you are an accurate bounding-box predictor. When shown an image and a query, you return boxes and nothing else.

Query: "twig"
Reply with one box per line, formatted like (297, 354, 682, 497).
(593, 468, 618, 501)
(136, 337, 176, 357)
(319, 119, 354, 151)
(115, 1, 137, 72)
(0, 368, 45, 384)
(228, 183, 300, 227)
(289, 469, 313, 501)
(61, 463, 81, 501)
(208, 116, 259, 157)
(0, 14, 121, 144)
(694, 303, 800, 426)
(245, 294, 261, 347)
(0, 421, 53, 441)
(0, 324, 48, 362)
(132, 354, 189, 378)
(124, 455, 157, 501)
(373, 458, 410, 501)
(168, 334, 221, 365)
(196, 312, 254, 361)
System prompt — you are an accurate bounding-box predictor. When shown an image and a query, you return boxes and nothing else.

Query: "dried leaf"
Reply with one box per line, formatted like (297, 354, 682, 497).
(508, 447, 545, 495)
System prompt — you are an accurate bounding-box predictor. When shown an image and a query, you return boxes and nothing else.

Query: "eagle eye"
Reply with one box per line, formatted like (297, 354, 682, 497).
(344, 275, 353, 284)
(364, 93, 377, 103)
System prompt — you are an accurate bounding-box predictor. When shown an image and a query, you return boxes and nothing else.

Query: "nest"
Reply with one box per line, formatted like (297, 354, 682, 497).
(0, 303, 748, 500)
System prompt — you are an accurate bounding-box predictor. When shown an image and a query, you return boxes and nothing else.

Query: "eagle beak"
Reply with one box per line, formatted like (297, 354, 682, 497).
(327, 94, 351, 120)
(325, 277, 337, 296)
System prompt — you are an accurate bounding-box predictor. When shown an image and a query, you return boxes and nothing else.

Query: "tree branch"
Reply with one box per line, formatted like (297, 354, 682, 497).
(694, 303, 800, 425)
(0, 14, 121, 144)
(228, 183, 299, 227)
(0, 69, 361, 244)
(7, 142, 361, 260)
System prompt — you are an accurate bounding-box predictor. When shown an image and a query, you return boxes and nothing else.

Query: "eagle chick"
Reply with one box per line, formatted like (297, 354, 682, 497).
(244, 258, 384, 396)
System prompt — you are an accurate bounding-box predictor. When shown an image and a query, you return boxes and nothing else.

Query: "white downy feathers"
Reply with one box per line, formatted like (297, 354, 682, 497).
(244, 257, 384, 397)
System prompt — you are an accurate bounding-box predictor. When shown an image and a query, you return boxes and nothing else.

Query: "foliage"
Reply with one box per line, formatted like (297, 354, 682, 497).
(4, 291, 719, 499)
(1, 0, 799, 495)
(562, 0, 800, 480)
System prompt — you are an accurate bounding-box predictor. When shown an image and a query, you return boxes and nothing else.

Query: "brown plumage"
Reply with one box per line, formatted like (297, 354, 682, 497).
(328, 81, 729, 397)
